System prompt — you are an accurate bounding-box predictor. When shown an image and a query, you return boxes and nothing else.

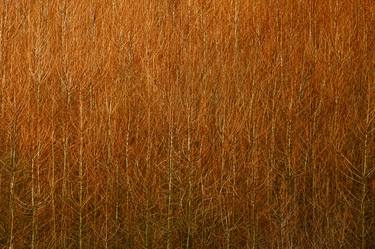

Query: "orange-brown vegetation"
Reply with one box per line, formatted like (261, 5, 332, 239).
(0, 1, 374, 248)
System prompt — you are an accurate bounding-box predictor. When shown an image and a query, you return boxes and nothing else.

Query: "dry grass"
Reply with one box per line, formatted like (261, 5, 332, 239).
(0, 0, 374, 248)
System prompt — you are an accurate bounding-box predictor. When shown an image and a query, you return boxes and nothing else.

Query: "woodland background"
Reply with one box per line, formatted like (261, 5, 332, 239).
(0, 1, 374, 249)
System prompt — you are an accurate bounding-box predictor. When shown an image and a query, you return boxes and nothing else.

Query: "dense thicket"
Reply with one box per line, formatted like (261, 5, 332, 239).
(0, 1, 374, 248)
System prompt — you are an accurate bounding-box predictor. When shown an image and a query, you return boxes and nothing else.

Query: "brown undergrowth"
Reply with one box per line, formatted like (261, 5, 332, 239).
(0, 1, 374, 248)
